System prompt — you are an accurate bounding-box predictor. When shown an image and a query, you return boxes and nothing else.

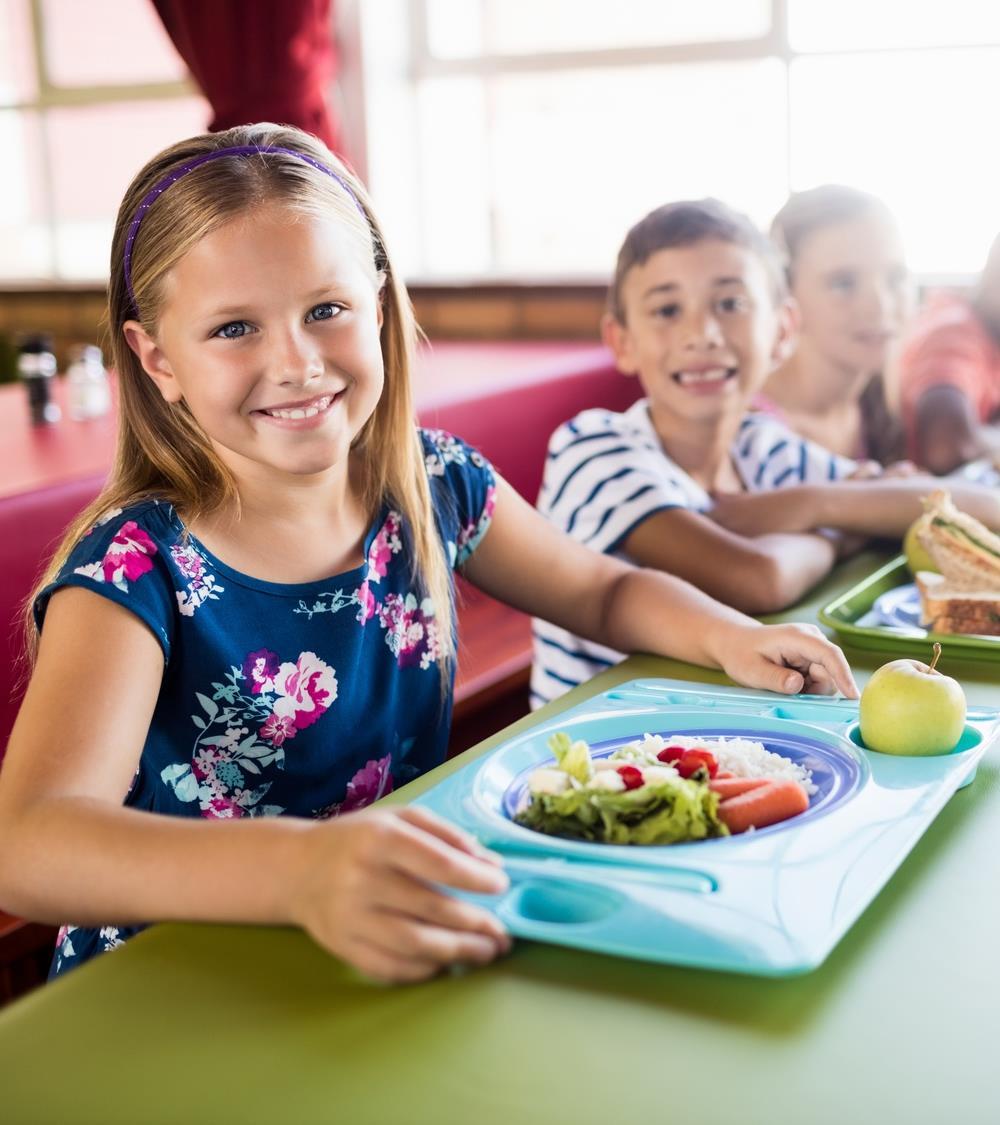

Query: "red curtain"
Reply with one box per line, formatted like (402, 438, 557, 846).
(151, 0, 344, 156)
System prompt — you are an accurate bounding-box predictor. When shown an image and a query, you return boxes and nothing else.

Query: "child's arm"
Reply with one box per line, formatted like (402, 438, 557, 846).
(0, 590, 509, 983)
(462, 481, 857, 698)
(621, 507, 841, 615)
(913, 385, 1000, 476)
(707, 477, 1000, 538)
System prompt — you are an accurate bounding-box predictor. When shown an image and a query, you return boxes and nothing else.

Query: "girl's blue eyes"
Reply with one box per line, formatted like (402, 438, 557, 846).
(306, 302, 339, 322)
(212, 303, 342, 339)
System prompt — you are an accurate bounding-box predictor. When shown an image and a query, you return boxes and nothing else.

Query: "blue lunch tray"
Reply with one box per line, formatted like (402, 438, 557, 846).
(414, 678, 998, 977)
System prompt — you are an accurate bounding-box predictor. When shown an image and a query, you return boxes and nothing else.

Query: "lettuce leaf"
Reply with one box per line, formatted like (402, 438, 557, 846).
(547, 732, 594, 784)
(516, 772, 728, 846)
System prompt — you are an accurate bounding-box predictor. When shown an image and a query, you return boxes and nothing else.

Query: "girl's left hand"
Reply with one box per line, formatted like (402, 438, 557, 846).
(712, 622, 858, 698)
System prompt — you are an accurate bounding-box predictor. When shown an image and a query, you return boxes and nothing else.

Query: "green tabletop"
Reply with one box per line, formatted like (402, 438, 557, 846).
(2, 552, 999, 1125)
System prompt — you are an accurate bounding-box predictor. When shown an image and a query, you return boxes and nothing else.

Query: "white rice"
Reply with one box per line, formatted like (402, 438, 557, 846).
(617, 733, 817, 796)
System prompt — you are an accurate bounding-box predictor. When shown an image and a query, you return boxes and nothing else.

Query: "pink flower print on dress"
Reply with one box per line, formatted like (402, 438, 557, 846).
(366, 512, 403, 583)
(355, 579, 377, 624)
(73, 520, 158, 593)
(272, 651, 338, 732)
(105, 522, 157, 583)
(260, 712, 297, 747)
(377, 593, 445, 669)
(172, 545, 204, 581)
(340, 755, 395, 813)
(206, 795, 245, 819)
(243, 648, 280, 694)
(171, 543, 224, 617)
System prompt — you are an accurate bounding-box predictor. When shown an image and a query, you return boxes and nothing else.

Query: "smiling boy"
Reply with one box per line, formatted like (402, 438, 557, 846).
(530, 199, 1000, 706)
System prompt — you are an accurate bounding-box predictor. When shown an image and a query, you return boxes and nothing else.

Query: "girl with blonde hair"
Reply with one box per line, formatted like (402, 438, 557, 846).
(0, 125, 855, 983)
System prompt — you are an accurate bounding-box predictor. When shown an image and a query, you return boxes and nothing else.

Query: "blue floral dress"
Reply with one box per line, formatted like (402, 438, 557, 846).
(34, 430, 496, 977)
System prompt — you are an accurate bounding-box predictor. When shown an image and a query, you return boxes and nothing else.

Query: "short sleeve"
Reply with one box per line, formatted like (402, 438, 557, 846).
(538, 408, 699, 553)
(735, 414, 857, 489)
(420, 429, 497, 568)
(33, 507, 177, 660)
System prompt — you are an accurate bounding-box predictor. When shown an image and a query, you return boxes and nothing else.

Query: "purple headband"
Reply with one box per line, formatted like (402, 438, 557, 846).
(123, 144, 366, 314)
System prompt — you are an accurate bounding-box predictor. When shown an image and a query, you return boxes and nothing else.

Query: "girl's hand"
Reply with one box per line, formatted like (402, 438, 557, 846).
(709, 622, 858, 699)
(287, 805, 511, 984)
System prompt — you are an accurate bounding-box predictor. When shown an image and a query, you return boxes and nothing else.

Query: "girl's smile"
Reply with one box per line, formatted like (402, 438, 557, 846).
(252, 389, 347, 427)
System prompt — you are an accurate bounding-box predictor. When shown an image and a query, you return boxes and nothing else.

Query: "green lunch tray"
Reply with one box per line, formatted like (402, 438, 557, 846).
(819, 555, 1000, 657)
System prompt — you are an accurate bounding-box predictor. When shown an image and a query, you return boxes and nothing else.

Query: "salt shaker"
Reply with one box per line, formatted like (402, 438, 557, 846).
(66, 344, 111, 420)
(17, 333, 61, 425)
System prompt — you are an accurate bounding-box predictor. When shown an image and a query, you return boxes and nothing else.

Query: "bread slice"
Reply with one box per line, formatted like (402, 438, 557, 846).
(916, 571, 1000, 636)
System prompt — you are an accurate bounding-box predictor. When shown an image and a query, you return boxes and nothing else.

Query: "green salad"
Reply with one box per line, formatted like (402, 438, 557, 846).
(514, 732, 728, 846)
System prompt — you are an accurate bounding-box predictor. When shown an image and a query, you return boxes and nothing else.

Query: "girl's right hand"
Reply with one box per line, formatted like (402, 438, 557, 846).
(287, 805, 512, 983)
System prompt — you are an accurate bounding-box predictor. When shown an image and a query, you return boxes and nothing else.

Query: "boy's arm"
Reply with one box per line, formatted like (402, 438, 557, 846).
(622, 508, 838, 615)
(462, 480, 856, 698)
(708, 477, 1000, 538)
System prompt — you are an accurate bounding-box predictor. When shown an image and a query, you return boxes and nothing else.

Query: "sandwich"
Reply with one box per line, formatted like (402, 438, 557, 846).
(914, 490, 1000, 635)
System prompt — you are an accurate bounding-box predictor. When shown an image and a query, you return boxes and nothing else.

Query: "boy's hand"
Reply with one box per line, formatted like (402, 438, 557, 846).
(845, 460, 918, 481)
(711, 622, 858, 699)
(847, 459, 883, 481)
(288, 806, 511, 984)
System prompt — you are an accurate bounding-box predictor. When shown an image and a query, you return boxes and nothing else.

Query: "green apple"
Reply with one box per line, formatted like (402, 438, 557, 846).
(859, 643, 966, 756)
(903, 514, 939, 576)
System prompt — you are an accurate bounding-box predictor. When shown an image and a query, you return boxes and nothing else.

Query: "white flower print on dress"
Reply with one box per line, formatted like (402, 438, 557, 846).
(98, 926, 124, 951)
(171, 542, 224, 617)
(423, 429, 468, 477)
(84, 507, 124, 534)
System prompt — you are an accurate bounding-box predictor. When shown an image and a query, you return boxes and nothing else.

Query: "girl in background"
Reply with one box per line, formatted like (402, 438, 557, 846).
(0, 126, 855, 984)
(761, 185, 914, 472)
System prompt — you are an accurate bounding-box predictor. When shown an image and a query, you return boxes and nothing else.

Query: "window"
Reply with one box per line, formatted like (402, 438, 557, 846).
(360, 0, 1000, 280)
(0, 0, 208, 281)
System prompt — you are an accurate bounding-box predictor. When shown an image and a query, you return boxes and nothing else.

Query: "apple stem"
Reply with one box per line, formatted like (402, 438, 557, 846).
(929, 641, 942, 673)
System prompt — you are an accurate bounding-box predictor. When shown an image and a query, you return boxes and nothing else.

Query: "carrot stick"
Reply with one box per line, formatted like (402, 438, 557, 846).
(717, 780, 810, 834)
(709, 777, 770, 799)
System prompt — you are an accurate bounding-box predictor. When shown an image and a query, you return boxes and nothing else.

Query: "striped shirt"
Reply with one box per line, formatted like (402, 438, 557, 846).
(531, 399, 857, 707)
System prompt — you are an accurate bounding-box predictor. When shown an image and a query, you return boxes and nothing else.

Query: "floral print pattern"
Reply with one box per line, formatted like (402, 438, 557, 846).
(378, 593, 445, 670)
(423, 429, 469, 477)
(312, 755, 395, 819)
(73, 520, 158, 593)
(160, 648, 338, 818)
(171, 542, 224, 617)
